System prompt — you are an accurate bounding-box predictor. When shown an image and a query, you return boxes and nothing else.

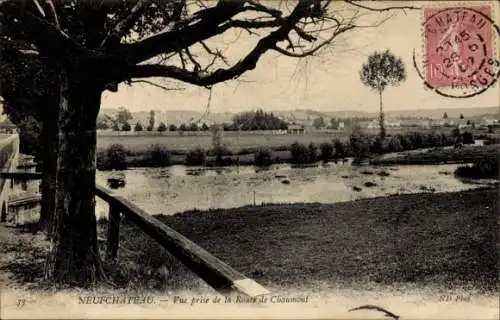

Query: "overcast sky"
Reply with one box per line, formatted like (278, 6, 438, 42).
(102, 2, 499, 114)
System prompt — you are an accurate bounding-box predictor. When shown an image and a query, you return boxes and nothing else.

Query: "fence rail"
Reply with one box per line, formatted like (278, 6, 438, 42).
(95, 185, 269, 297)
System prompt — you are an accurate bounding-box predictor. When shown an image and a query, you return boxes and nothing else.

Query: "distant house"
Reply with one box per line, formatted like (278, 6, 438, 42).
(358, 120, 378, 129)
(287, 124, 305, 135)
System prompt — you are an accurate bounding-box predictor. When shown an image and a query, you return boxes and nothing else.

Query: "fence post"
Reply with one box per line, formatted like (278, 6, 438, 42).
(106, 201, 121, 261)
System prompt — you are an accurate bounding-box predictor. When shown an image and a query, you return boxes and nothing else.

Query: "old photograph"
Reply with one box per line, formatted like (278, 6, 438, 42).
(0, 0, 498, 319)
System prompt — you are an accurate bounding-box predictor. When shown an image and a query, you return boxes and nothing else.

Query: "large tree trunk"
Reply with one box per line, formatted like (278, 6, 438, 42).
(378, 89, 386, 140)
(38, 110, 59, 236)
(45, 71, 104, 286)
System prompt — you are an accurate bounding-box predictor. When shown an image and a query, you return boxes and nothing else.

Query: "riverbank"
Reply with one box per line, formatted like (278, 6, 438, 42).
(101, 187, 498, 293)
(370, 144, 499, 166)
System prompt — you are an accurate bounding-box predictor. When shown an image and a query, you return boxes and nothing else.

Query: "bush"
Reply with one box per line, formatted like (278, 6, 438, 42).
(209, 146, 232, 166)
(370, 137, 385, 154)
(455, 158, 499, 179)
(185, 148, 206, 166)
(349, 126, 371, 160)
(388, 136, 403, 152)
(103, 144, 128, 170)
(147, 144, 171, 167)
(319, 142, 333, 162)
(254, 148, 273, 167)
(307, 142, 318, 163)
(462, 131, 474, 144)
(290, 142, 309, 165)
(122, 122, 131, 132)
(333, 139, 345, 158)
(134, 121, 143, 132)
(157, 122, 167, 132)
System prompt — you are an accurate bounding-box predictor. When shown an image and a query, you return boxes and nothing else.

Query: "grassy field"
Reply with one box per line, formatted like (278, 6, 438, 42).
(97, 132, 341, 153)
(96, 127, 497, 153)
(103, 187, 498, 293)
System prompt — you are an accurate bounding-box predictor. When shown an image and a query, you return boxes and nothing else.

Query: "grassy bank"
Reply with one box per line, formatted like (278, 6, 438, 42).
(370, 144, 500, 166)
(102, 187, 498, 293)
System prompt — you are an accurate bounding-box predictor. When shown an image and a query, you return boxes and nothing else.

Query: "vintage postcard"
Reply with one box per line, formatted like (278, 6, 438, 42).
(0, 0, 498, 319)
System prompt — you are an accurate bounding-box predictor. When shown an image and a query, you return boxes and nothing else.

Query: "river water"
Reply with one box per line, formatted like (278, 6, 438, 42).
(94, 162, 490, 219)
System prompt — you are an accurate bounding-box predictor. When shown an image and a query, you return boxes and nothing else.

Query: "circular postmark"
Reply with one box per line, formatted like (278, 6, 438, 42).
(415, 5, 500, 98)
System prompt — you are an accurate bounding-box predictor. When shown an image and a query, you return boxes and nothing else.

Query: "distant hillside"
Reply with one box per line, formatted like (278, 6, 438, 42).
(385, 107, 499, 119)
(98, 106, 499, 125)
(280, 107, 499, 120)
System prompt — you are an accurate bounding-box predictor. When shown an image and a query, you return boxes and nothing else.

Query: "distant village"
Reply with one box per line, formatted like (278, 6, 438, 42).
(90, 106, 500, 136)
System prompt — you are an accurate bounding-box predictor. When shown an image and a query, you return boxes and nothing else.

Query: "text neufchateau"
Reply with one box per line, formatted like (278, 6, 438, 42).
(78, 295, 310, 305)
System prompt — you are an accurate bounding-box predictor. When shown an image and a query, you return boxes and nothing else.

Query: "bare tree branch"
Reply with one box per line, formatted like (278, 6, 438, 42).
(128, 79, 185, 91)
(121, 0, 248, 63)
(344, 0, 421, 12)
(125, 1, 317, 86)
(41, 0, 60, 29)
(273, 25, 355, 58)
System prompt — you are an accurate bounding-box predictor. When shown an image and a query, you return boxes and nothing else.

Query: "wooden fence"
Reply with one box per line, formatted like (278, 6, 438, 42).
(95, 185, 269, 297)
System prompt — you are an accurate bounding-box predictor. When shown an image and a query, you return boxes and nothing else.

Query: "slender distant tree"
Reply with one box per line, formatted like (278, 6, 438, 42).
(443, 112, 448, 119)
(116, 107, 133, 125)
(460, 113, 464, 119)
(147, 110, 155, 131)
(360, 50, 406, 139)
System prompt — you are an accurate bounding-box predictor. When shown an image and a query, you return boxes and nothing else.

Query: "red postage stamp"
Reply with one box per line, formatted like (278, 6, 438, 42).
(422, 5, 499, 97)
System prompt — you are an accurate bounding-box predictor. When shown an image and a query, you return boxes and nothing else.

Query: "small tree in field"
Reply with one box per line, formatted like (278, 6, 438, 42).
(134, 121, 143, 132)
(157, 122, 167, 132)
(122, 121, 131, 131)
(360, 50, 406, 139)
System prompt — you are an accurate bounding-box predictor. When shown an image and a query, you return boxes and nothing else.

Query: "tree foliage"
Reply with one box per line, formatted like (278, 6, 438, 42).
(360, 50, 406, 92)
(116, 107, 133, 124)
(232, 109, 288, 131)
(360, 50, 406, 139)
(313, 117, 325, 129)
